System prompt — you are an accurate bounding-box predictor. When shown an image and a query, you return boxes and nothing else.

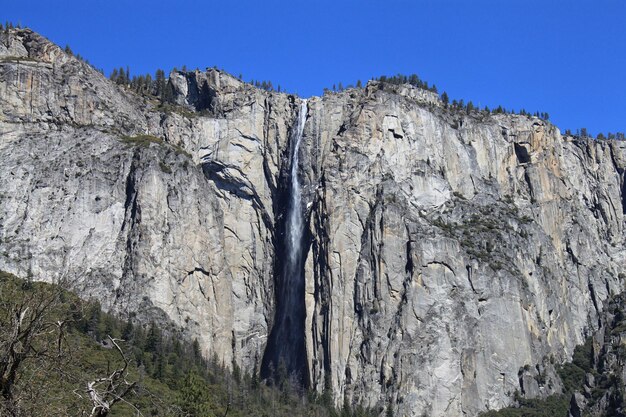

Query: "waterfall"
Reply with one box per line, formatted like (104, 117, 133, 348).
(262, 99, 309, 385)
(287, 99, 307, 266)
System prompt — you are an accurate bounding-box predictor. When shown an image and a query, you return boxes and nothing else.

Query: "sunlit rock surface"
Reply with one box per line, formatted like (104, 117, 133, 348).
(1, 28, 625, 416)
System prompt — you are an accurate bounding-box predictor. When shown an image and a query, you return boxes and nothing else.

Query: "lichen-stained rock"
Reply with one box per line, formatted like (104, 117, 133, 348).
(1, 27, 625, 417)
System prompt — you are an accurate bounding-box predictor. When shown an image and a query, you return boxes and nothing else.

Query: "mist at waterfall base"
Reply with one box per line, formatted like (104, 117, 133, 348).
(261, 100, 309, 386)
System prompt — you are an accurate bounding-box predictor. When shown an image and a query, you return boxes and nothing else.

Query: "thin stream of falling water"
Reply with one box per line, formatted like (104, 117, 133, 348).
(287, 99, 307, 269)
(262, 99, 309, 384)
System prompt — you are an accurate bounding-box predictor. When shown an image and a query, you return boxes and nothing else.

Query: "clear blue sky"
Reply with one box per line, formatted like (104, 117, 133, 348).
(4, 0, 625, 135)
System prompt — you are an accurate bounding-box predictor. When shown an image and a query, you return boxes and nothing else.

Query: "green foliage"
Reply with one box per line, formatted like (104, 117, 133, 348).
(2, 21, 22, 33)
(0, 55, 39, 63)
(557, 362, 586, 394)
(61, 44, 90, 64)
(551, 338, 592, 393)
(249, 78, 281, 92)
(177, 371, 218, 416)
(432, 216, 455, 235)
(441, 91, 449, 105)
(571, 338, 592, 372)
(480, 295, 626, 417)
(480, 394, 569, 417)
(375, 73, 438, 93)
(566, 129, 626, 141)
(120, 134, 191, 158)
(159, 161, 172, 174)
(0, 271, 377, 416)
(109, 66, 177, 105)
(480, 344, 588, 417)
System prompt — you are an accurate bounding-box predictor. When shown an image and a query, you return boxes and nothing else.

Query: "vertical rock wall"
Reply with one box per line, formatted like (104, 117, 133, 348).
(0, 28, 624, 416)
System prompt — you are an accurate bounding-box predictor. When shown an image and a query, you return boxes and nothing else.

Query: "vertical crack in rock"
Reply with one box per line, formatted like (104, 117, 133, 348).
(405, 237, 414, 276)
(262, 100, 310, 386)
(4, 28, 626, 416)
(620, 169, 626, 215)
(115, 150, 143, 306)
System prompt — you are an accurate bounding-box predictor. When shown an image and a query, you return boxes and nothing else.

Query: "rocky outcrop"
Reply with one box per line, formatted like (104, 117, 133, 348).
(0, 28, 292, 371)
(566, 293, 626, 417)
(0, 28, 625, 416)
(298, 85, 626, 416)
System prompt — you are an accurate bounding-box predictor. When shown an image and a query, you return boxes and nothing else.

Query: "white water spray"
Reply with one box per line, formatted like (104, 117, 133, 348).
(287, 99, 307, 265)
(262, 99, 309, 383)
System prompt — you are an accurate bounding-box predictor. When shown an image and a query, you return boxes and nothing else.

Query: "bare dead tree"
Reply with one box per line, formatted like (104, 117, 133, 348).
(86, 336, 137, 417)
(0, 280, 67, 415)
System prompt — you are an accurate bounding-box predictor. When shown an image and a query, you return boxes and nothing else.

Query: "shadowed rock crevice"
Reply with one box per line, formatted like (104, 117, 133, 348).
(261, 101, 310, 387)
(621, 172, 626, 214)
(2, 27, 626, 417)
(514, 142, 531, 164)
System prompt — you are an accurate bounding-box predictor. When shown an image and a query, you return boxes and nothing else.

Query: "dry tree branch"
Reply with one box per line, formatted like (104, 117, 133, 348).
(86, 336, 137, 417)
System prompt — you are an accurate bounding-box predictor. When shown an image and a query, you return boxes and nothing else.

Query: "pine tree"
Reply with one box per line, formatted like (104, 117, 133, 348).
(192, 338, 201, 359)
(177, 371, 213, 416)
(153, 351, 165, 379)
(441, 91, 449, 106)
(232, 360, 242, 384)
(86, 302, 103, 340)
(155, 69, 166, 97)
(145, 322, 162, 353)
(117, 66, 126, 85)
(145, 73, 153, 94)
(122, 318, 134, 340)
(162, 79, 175, 103)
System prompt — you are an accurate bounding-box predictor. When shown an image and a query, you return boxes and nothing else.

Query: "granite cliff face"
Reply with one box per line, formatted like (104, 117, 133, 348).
(1, 28, 625, 416)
